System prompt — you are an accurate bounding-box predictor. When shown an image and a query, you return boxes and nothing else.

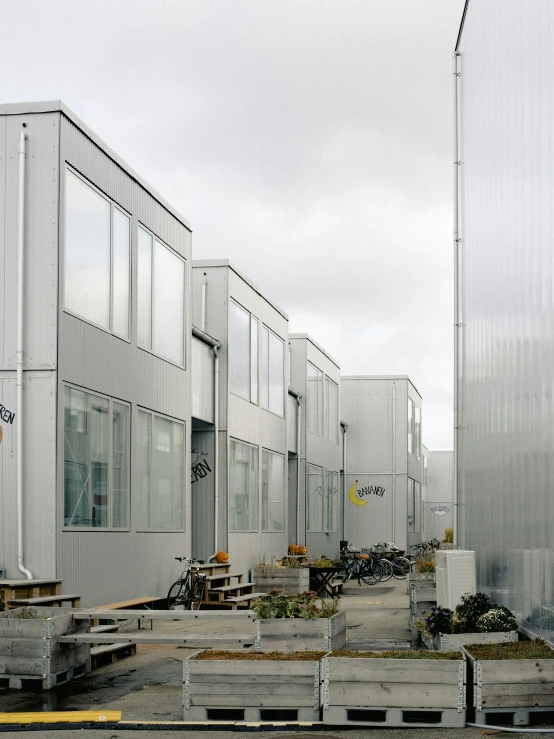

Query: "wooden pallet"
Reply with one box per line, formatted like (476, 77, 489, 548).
(0, 659, 91, 691)
(183, 706, 321, 722)
(91, 643, 137, 669)
(322, 705, 465, 727)
(475, 705, 554, 727)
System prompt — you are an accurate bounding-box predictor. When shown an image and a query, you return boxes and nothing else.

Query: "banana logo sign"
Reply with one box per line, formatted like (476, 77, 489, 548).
(349, 480, 366, 507)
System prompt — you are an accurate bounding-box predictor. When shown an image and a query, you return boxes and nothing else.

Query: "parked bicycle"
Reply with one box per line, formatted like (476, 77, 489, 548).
(167, 557, 207, 610)
(340, 545, 384, 585)
(410, 539, 441, 557)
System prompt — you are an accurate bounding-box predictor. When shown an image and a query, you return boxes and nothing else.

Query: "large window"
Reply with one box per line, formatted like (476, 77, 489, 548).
(407, 478, 422, 534)
(136, 409, 184, 530)
(262, 449, 285, 531)
(408, 398, 421, 458)
(229, 301, 258, 403)
(307, 463, 324, 532)
(229, 439, 259, 531)
(137, 225, 185, 366)
(307, 362, 324, 435)
(63, 385, 129, 528)
(325, 377, 339, 444)
(65, 169, 130, 339)
(261, 326, 284, 416)
(324, 470, 339, 533)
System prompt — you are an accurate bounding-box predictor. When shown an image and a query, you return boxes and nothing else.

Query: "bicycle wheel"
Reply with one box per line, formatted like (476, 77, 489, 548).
(341, 560, 355, 583)
(167, 579, 191, 610)
(360, 560, 383, 585)
(190, 577, 205, 610)
(378, 558, 393, 582)
(391, 557, 412, 579)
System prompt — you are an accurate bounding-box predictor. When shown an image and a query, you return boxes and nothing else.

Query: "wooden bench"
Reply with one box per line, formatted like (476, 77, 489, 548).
(8, 594, 81, 608)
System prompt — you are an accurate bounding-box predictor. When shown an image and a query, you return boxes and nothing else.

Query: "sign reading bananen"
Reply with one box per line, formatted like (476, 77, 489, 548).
(348, 480, 386, 506)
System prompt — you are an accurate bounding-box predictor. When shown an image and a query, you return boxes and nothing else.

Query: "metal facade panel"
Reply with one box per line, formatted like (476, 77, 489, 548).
(1, 113, 59, 371)
(191, 338, 214, 423)
(457, 0, 554, 637)
(287, 393, 297, 453)
(0, 371, 56, 578)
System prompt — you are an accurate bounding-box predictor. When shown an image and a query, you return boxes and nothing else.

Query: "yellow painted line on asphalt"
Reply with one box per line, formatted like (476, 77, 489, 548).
(0, 711, 121, 724)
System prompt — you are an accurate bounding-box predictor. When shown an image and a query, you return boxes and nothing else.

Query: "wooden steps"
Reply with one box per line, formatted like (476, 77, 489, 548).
(90, 642, 137, 669)
(8, 594, 81, 608)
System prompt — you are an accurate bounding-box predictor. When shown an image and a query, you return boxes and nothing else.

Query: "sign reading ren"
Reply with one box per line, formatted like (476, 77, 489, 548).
(0, 404, 15, 425)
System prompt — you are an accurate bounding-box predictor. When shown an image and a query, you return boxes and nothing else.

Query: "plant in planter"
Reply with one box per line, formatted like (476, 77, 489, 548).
(455, 592, 496, 631)
(252, 592, 346, 651)
(464, 640, 554, 726)
(183, 650, 325, 722)
(321, 648, 466, 727)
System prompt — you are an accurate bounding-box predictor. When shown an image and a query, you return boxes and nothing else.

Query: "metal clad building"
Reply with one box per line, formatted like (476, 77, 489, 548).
(0, 102, 193, 605)
(456, 1, 554, 639)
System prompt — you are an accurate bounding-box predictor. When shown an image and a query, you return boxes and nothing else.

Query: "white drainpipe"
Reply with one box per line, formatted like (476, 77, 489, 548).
(295, 394, 301, 545)
(16, 131, 33, 580)
(453, 51, 462, 547)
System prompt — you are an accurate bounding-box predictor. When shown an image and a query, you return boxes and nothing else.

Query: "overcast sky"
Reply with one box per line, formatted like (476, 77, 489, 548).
(2, 0, 466, 449)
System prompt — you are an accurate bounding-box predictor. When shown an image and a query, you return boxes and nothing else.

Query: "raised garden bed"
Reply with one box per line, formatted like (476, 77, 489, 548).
(408, 572, 436, 584)
(253, 565, 310, 595)
(423, 630, 518, 652)
(0, 607, 90, 689)
(464, 640, 554, 726)
(255, 611, 346, 651)
(183, 650, 325, 722)
(321, 649, 466, 727)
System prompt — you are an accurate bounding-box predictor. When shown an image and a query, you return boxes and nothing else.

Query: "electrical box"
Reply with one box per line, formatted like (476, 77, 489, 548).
(435, 550, 476, 609)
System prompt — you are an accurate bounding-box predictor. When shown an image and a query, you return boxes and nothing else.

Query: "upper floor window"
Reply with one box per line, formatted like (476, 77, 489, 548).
(325, 377, 339, 444)
(408, 398, 421, 458)
(65, 168, 130, 339)
(63, 385, 129, 529)
(307, 362, 324, 435)
(137, 225, 185, 366)
(229, 300, 258, 403)
(261, 326, 284, 417)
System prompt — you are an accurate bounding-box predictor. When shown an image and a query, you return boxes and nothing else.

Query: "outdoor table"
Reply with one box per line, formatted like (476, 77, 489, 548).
(308, 565, 343, 597)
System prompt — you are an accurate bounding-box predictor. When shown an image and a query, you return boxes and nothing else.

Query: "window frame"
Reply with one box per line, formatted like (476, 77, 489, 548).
(135, 407, 186, 533)
(261, 447, 286, 532)
(307, 361, 324, 436)
(137, 222, 187, 369)
(62, 383, 131, 532)
(229, 299, 259, 405)
(63, 166, 131, 342)
(261, 324, 285, 417)
(324, 469, 339, 533)
(306, 462, 324, 533)
(324, 376, 339, 444)
(229, 437, 260, 533)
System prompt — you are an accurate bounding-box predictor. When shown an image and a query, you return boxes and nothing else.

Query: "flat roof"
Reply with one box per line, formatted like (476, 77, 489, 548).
(0, 100, 192, 232)
(341, 375, 422, 398)
(455, 0, 471, 51)
(193, 259, 288, 320)
(288, 333, 340, 370)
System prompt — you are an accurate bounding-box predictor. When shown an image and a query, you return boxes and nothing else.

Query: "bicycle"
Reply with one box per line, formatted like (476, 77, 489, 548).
(340, 546, 384, 585)
(167, 557, 207, 610)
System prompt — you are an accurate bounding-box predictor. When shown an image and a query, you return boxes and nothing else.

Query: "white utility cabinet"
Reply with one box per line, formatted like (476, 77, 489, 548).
(435, 550, 476, 609)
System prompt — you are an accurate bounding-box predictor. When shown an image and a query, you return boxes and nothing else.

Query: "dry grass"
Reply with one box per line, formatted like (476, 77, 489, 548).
(193, 650, 327, 661)
(331, 649, 462, 660)
(466, 640, 554, 661)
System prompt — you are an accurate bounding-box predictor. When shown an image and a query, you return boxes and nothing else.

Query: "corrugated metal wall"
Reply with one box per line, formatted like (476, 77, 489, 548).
(458, 0, 554, 639)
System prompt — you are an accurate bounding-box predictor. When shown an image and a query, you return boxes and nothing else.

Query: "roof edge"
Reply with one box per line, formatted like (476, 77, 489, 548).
(455, 0, 470, 51)
(289, 333, 340, 369)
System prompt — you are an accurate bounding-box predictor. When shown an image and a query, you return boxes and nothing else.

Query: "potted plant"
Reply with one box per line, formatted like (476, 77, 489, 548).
(463, 639, 554, 726)
(416, 594, 519, 651)
(0, 607, 90, 689)
(408, 554, 436, 584)
(252, 591, 346, 651)
(321, 648, 466, 727)
(183, 649, 326, 722)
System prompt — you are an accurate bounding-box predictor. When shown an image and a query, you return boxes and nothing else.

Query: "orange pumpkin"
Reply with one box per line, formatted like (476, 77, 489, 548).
(215, 551, 229, 564)
(298, 546, 307, 556)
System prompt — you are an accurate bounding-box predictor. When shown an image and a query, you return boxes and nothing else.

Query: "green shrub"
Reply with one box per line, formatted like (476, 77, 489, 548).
(455, 593, 495, 631)
(251, 591, 341, 619)
(476, 608, 517, 633)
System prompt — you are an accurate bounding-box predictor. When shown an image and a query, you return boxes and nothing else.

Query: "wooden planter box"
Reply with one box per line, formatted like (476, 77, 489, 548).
(183, 651, 322, 722)
(409, 583, 437, 620)
(253, 566, 310, 595)
(423, 630, 518, 652)
(0, 607, 91, 689)
(464, 646, 554, 725)
(254, 611, 346, 652)
(321, 654, 466, 727)
(408, 572, 436, 584)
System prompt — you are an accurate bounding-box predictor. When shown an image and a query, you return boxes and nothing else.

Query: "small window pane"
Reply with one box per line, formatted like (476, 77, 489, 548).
(152, 416, 184, 529)
(112, 402, 129, 528)
(325, 378, 338, 444)
(230, 439, 259, 531)
(414, 481, 422, 533)
(63, 387, 109, 527)
(136, 410, 151, 529)
(153, 241, 185, 365)
(407, 399, 414, 456)
(65, 170, 110, 329)
(324, 470, 338, 533)
(112, 208, 130, 339)
(414, 406, 421, 459)
(268, 332, 284, 416)
(408, 478, 415, 533)
(307, 463, 323, 532)
(137, 227, 152, 350)
(250, 317, 258, 403)
(262, 449, 285, 531)
(230, 301, 250, 400)
(261, 327, 269, 408)
(307, 363, 323, 435)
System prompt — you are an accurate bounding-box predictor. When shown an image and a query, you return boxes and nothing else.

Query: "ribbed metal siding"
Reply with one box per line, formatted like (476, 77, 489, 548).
(458, 0, 554, 637)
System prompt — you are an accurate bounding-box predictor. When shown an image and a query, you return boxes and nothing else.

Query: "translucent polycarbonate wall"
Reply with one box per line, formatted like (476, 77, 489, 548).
(457, 0, 554, 639)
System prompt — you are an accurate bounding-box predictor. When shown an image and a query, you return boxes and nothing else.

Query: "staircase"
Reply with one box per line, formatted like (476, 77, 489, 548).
(195, 563, 264, 610)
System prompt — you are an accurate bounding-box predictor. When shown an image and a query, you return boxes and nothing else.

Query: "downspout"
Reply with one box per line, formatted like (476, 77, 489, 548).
(191, 327, 222, 562)
(340, 421, 347, 543)
(453, 51, 461, 547)
(16, 131, 33, 580)
(391, 384, 396, 545)
(288, 387, 302, 545)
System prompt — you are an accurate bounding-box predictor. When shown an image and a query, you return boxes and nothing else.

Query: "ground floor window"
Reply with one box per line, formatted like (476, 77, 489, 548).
(408, 478, 422, 534)
(262, 449, 285, 531)
(229, 439, 259, 531)
(136, 409, 184, 530)
(63, 385, 129, 528)
(307, 463, 324, 532)
(324, 470, 339, 533)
